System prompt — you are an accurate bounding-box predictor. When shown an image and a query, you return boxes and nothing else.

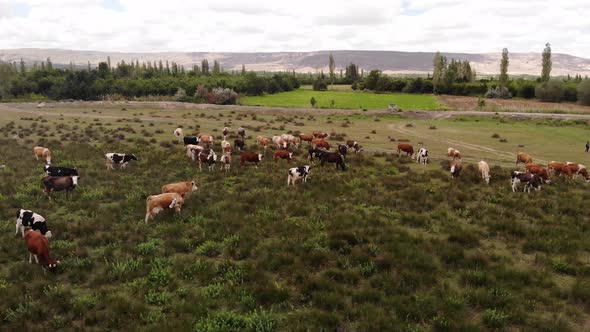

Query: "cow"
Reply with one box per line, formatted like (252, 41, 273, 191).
(548, 161, 568, 176)
(299, 134, 315, 145)
(199, 134, 214, 147)
(287, 165, 311, 186)
(516, 152, 533, 165)
(16, 209, 52, 239)
(234, 138, 245, 151)
(33, 146, 52, 165)
(346, 140, 362, 153)
(44, 165, 78, 177)
(238, 127, 246, 138)
(105, 153, 138, 170)
(197, 149, 217, 171)
(565, 162, 590, 181)
(337, 144, 348, 157)
(186, 144, 205, 161)
(397, 144, 414, 158)
(220, 152, 231, 172)
(256, 136, 270, 150)
(416, 148, 428, 165)
(221, 140, 232, 153)
(450, 160, 462, 178)
(478, 161, 491, 184)
(525, 163, 551, 184)
(183, 136, 201, 145)
(313, 131, 329, 139)
(24, 229, 59, 271)
(173, 128, 184, 143)
(281, 134, 300, 149)
(42, 175, 78, 198)
(161, 180, 198, 198)
(511, 171, 542, 193)
(320, 152, 346, 171)
(448, 148, 462, 160)
(222, 127, 230, 140)
(274, 150, 293, 163)
(145, 193, 184, 224)
(312, 139, 330, 150)
(272, 136, 288, 150)
(240, 153, 264, 168)
(308, 148, 327, 164)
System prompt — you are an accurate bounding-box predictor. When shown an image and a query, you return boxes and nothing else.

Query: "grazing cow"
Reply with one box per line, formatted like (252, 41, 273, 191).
(478, 161, 491, 184)
(220, 152, 231, 172)
(16, 209, 52, 239)
(320, 152, 346, 171)
(161, 180, 198, 198)
(274, 150, 294, 163)
(313, 131, 329, 139)
(105, 153, 138, 170)
(272, 136, 288, 150)
(33, 146, 52, 164)
(186, 144, 205, 161)
(256, 136, 270, 150)
(308, 148, 327, 164)
(238, 127, 246, 138)
(516, 152, 533, 165)
(199, 134, 214, 147)
(197, 149, 217, 171)
(240, 153, 264, 168)
(511, 171, 542, 193)
(397, 144, 414, 157)
(223, 127, 229, 140)
(183, 136, 201, 145)
(346, 140, 362, 153)
(337, 144, 348, 157)
(416, 148, 428, 165)
(281, 134, 300, 148)
(145, 193, 184, 224)
(221, 140, 232, 153)
(450, 160, 462, 178)
(44, 165, 78, 177)
(525, 163, 551, 183)
(24, 229, 59, 270)
(312, 139, 330, 150)
(173, 128, 184, 143)
(287, 165, 311, 186)
(234, 138, 245, 151)
(548, 161, 569, 176)
(42, 176, 78, 198)
(448, 148, 462, 160)
(299, 134, 315, 145)
(565, 162, 590, 181)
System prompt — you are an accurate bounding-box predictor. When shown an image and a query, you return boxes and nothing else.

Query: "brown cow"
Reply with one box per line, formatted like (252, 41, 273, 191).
(516, 152, 533, 165)
(42, 176, 78, 198)
(346, 140, 362, 153)
(199, 134, 214, 147)
(145, 193, 184, 224)
(256, 136, 270, 150)
(566, 162, 590, 181)
(448, 148, 462, 160)
(161, 180, 199, 198)
(33, 146, 52, 164)
(274, 150, 294, 163)
(397, 144, 414, 157)
(548, 161, 568, 175)
(299, 134, 315, 144)
(525, 163, 551, 183)
(450, 160, 462, 178)
(24, 229, 59, 270)
(240, 153, 264, 168)
(313, 131, 329, 139)
(312, 139, 330, 150)
(220, 152, 231, 172)
(222, 127, 229, 140)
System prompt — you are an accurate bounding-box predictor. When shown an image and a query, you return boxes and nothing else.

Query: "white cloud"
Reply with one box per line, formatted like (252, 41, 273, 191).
(0, 0, 588, 57)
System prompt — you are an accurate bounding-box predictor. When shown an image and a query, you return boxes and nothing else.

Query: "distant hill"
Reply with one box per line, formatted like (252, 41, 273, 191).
(1, 48, 590, 76)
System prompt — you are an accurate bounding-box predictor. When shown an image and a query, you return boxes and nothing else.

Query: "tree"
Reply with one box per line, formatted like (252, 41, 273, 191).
(499, 48, 509, 88)
(535, 79, 564, 102)
(241, 64, 246, 76)
(344, 63, 359, 83)
(328, 53, 336, 86)
(310, 96, 316, 108)
(541, 43, 552, 82)
(201, 59, 209, 76)
(19, 58, 25, 75)
(432, 52, 446, 93)
(212, 60, 221, 75)
(578, 79, 590, 106)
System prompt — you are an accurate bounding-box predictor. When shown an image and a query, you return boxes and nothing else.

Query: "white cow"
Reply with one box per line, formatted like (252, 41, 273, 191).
(174, 128, 184, 143)
(478, 161, 491, 184)
(416, 148, 428, 165)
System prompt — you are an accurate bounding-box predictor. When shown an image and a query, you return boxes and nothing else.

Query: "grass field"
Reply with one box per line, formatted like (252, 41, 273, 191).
(1, 103, 590, 330)
(240, 89, 439, 110)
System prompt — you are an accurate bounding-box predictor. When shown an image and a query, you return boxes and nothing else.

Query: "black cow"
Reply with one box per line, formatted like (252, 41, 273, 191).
(44, 165, 78, 177)
(511, 171, 542, 193)
(308, 148, 327, 164)
(320, 152, 346, 171)
(16, 209, 52, 239)
(238, 127, 246, 138)
(183, 136, 201, 145)
(234, 138, 245, 151)
(338, 144, 348, 156)
(105, 153, 138, 170)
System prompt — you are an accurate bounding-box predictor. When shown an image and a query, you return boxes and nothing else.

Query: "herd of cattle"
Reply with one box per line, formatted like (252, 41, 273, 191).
(12, 127, 588, 271)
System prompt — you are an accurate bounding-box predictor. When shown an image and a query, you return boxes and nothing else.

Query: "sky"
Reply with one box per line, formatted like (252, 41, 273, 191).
(0, 0, 589, 57)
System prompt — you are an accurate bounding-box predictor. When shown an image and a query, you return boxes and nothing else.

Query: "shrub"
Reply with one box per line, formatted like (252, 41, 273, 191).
(174, 87, 186, 101)
(483, 309, 509, 329)
(535, 79, 565, 102)
(517, 81, 536, 99)
(563, 83, 578, 102)
(578, 80, 590, 106)
(312, 79, 328, 91)
(485, 86, 512, 99)
(210, 88, 238, 105)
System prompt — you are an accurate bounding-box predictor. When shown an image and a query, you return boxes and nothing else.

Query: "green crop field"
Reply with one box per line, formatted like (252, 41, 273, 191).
(240, 89, 439, 110)
(1, 103, 590, 331)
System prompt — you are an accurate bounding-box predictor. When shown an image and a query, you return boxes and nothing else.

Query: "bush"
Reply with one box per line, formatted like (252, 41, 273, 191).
(517, 81, 536, 99)
(312, 79, 328, 91)
(485, 86, 512, 99)
(563, 83, 578, 102)
(210, 88, 238, 105)
(535, 79, 565, 102)
(483, 309, 509, 328)
(578, 80, 590, 106)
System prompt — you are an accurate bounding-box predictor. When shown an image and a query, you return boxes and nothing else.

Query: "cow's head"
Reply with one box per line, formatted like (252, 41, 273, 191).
(16, 209, 23, 219)
(130, 154, 138, 161)
(289, 152, 293, 159)
(191, 181, 199, 191)
(169, 198, 178, 209)
(484, 175, 491, 184)
(44, 260, 60, 272)
(258, 154, 264, 161)
(72, 176, 79, 186)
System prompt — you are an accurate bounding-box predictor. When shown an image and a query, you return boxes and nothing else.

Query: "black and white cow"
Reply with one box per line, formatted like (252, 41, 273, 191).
(416, 148, 428, 165)
(511, 171, 543, 193)
(44, 165, 78, 177)
(308, 148, 327, 164)
(16, 209, 52, 239)
(183, 136, 201, 145)
(105, 153, 138, 170)
(238, 127, 246, 138)
(287, 165, 311, 186)
(338, 144, 348, 157)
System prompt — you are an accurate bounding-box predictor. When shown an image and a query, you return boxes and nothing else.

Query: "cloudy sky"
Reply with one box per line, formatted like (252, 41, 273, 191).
(1, 0, 589, 57)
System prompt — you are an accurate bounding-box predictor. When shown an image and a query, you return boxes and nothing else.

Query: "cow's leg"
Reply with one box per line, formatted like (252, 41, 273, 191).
(287, 175, 291, 186)
(15, 224, 20, 237)
(29, 253, 33, 263)
(35, 154, 39, 161)
(511, 181, 517, 192)
(145, 213, 151, 224)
